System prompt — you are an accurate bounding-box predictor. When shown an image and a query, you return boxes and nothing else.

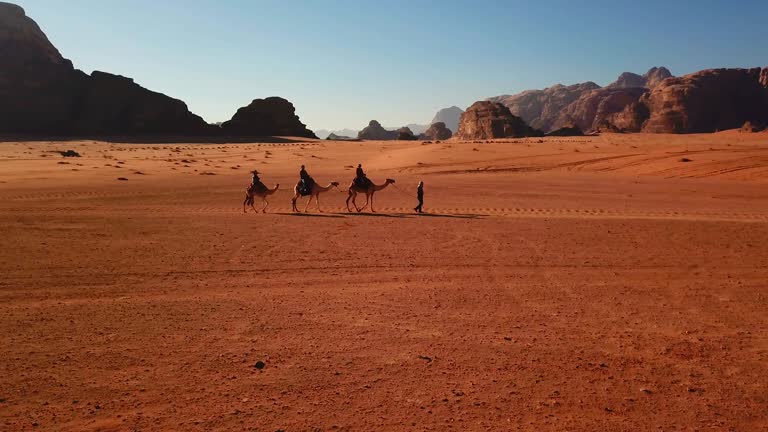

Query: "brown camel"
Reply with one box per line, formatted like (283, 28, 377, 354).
(346, 178, 395, 213)
(243, 183, 280, 213)
(292, 181, 340, 213)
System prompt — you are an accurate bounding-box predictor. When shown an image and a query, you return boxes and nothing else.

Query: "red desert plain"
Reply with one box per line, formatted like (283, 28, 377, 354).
(1, 132, 768, 431)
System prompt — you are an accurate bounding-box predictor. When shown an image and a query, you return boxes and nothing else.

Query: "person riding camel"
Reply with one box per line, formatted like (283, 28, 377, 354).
(299, 164, 314, 195)
(355, 164, 370, 188)
(249, 170, 266, 194)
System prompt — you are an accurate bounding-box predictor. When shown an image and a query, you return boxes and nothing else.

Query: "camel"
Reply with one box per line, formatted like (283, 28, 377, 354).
(346, 178, 395, 213)
(291, 181, 340, 213)
(243, 183, 280, 213)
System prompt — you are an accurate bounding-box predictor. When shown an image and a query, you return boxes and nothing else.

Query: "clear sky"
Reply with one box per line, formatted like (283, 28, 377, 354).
(20, 0, 768, 131)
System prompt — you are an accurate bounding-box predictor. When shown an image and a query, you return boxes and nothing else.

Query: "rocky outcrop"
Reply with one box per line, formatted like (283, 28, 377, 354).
(220, 97, 316, 138)
(616, 68, 768, 133)
(554, 87, 647, 132)
(395, 127, 416, 140)
(546, 125, 583, 137)
(487, 67, 674, 133)
(357, 120, 398, 140)
(456, 101, 543, 140)
(740, 121, 765, 133)
(430, 106, 463, 133)
(607, 67, 672, 89)
(419, 122, 452, 140)
(488, 82, 600, 132)
(0, 3, 315, 138)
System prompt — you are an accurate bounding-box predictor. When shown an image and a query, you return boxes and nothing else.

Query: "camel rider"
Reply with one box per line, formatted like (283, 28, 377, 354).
(250, 170, 265, 193)
(355, 164, 369, 188)
(299, 165, 314, 195)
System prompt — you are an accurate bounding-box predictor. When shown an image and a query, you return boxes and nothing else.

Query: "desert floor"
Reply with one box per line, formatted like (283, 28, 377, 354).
(1, 133, 767, 431)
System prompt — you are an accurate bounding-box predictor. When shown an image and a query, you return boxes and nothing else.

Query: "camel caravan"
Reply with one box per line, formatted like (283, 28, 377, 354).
(243, 164, 397, 214)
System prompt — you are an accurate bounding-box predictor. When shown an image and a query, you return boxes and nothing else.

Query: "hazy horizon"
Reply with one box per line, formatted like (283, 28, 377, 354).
(20, 0, 767, 131)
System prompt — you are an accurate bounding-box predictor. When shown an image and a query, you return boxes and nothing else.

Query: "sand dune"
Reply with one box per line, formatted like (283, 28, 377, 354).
(1, 133, 767, 430)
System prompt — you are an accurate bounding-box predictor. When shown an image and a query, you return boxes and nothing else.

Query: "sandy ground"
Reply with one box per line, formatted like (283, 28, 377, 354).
(1, 132, 767, 431)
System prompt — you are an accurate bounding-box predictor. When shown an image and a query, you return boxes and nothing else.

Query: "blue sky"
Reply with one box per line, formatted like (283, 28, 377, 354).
(21, 0, 768, 131)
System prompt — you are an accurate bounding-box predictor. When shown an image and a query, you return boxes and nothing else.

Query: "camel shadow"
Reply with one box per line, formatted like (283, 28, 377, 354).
(276, 212, 346, 218)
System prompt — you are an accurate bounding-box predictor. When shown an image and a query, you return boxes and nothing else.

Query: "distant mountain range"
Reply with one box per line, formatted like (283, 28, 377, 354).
(315, 109, 464, 139)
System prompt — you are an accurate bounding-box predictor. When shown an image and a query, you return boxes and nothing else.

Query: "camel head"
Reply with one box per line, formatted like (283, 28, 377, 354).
(385, 178, 396, 184)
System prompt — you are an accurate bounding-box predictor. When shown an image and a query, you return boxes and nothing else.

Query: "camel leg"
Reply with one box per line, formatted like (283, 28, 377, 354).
(370, 192, 376, 213)
(346, 190, 355, 212)
(316, 194, 322, 212)
(250, 195, 257, 213)
(358, 193, 369, 212)
(243, 194, 249, 213)
(291, 194, 299, 212)
(304, 194, 312, 213)
(261, 197, 268, 213)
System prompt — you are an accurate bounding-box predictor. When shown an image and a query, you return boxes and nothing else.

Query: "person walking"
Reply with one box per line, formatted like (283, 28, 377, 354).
(414, 181, 424, 213)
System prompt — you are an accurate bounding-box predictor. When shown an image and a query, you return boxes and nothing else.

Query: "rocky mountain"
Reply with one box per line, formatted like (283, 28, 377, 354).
(430, 106, 464, 133)
(419, 122, 452, 140)
(487, 67, 673, 133)
(606, 67, 768, 133)
(0, 2, 314, 138)
(221, 97, 316, 138)
(607, 67, 672, 89)
(487, 82, 601, 132)
(456, 101, 543, 140)
(357, 120, 398, 140)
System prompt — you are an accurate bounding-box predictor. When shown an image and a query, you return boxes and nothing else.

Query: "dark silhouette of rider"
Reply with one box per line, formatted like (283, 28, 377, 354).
(299, 164, 313, 193)
(355, 164, 369, 187)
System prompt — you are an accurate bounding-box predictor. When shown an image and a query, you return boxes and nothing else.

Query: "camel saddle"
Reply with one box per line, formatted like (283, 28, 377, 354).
(354, 176, 372, 189)
(299, 178, 315, 196)
(248, 182, 267, 195)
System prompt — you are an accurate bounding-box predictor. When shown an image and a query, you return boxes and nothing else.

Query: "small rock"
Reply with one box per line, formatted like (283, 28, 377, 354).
(117, 177, 128, 181)
(254, 361, 266, 370)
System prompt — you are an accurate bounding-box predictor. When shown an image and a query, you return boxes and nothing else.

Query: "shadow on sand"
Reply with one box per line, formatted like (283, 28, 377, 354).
(413, 213, 486, 219)
(342, 212, 409, 218)
(276, 212, 346, 218)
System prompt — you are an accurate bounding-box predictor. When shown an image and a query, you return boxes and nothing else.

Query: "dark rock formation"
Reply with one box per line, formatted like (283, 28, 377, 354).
(546, 125, 583, 137)
(0, 3, 314, 138)
(620, 68, 768, 133)
(75, 72, 214, 135)
(395, 127, 416, 140)
(430, 106, 464, 133)
(220, 97, 316, 138)
(419, 122, 453, 140)
(456, 101, 543, 140)
(357, 120, 398, 140)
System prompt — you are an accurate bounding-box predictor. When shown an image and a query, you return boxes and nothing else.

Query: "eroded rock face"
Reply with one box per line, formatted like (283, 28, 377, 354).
(357, 120, 398, 140)
(221, 97, 316, 138)
(488, 82, 600, 132)
(638, 68, 768, 133)
(487, 67, 674, 133)
(555, 87, 647, 132)
(456, 101, 543, 140)
(420, 122, 452, 140)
